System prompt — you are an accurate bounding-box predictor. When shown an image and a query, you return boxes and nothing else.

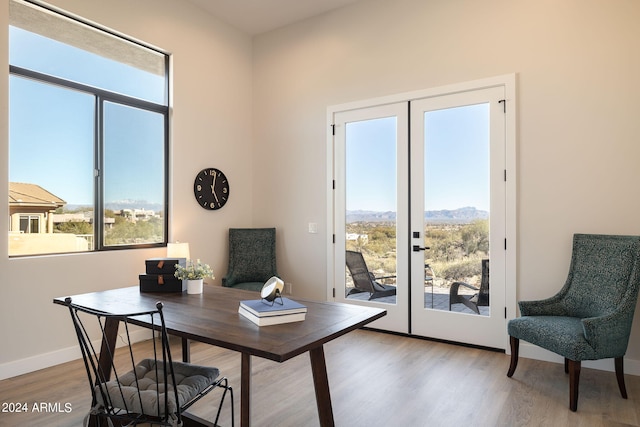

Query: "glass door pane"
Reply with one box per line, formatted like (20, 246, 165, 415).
(423, 103, 490, 316)
(345, 116, 398, 304)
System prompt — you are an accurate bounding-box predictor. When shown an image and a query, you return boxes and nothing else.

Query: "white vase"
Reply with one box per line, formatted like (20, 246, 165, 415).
(187, 279, 203, 294)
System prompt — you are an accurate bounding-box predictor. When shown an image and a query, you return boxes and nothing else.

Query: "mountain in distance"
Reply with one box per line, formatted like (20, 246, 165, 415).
(66, 200, 163, 213)
(347, 206, 488, 223)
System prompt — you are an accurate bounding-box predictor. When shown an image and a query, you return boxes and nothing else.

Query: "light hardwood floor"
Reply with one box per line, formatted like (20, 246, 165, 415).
(1, 329, 640, 426)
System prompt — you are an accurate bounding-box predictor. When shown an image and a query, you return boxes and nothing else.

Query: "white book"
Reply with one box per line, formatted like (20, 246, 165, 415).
(240, 297, 307, 317)
(238, 306, 306, 326)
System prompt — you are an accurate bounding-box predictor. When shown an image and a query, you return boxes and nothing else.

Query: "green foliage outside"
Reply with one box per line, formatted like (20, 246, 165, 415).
(105, 216, 164, 245)
(346, 219, 489, 287)
(53, 208, 164, 246)
(54, 221, 92, 235)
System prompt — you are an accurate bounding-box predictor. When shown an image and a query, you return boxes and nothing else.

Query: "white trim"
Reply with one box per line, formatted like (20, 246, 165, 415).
(0, 328, 149, 381)
(518, 342, 640, 376)
(328, 74, 517, 114)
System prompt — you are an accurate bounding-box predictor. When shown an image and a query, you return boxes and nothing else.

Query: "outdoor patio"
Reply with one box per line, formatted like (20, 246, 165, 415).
(346, 284, 490, 316)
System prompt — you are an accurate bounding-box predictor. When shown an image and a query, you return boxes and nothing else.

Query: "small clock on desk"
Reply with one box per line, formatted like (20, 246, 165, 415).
(193, 167, 230, 210)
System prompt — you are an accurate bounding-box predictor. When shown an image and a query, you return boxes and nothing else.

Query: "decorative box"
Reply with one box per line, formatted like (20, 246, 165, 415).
(139, 257, 187, 292)
(144, 257, 186, 275)
(139, 274, 186, 292)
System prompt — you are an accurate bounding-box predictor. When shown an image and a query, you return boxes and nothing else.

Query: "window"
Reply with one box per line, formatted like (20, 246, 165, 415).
(19, 215, 40, 234)
(8, 0, 169, 257)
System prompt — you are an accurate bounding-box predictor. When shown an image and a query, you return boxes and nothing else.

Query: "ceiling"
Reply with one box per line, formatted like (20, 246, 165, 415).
(185, 0, 362, 35)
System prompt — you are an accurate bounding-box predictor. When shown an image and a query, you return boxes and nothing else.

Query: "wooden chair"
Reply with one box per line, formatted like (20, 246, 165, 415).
(449, 258, 489, 314)
(64, 298, 234, 426)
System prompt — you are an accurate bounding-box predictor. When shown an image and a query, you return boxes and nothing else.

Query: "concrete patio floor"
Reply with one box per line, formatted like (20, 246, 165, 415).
(346, 284, 490, 316)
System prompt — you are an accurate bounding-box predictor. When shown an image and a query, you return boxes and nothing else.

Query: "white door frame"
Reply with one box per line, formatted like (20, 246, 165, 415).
(327, 74, 517, 351)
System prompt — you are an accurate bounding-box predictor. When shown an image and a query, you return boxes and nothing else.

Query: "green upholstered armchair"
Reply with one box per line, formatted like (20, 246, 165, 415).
(222, 228, 279, 292)
(507, 234, 640, 411)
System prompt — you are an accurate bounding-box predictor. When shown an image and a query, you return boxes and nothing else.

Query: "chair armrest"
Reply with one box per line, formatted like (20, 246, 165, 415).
(450, 281, 478, 297)
(582, 308, 636, 357)
(375, 275, 397, 280)
(518, 294, 567, 316)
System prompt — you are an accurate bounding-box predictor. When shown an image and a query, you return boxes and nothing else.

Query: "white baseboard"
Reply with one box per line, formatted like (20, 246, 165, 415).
(0, 329, 150, 381)
(3, 334, 640, 381)
(519, 342, 640, 375)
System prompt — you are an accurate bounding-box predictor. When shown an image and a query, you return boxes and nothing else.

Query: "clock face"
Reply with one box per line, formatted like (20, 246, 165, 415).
(193, 168, 230, 210)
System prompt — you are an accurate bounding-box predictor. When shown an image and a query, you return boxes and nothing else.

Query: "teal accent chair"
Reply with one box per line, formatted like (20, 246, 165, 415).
(507, 234, 640, 411)
(222, 228, 279, 292)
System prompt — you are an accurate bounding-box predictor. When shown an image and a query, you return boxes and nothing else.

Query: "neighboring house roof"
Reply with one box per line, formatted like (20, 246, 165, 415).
(9, 182, 66, 209)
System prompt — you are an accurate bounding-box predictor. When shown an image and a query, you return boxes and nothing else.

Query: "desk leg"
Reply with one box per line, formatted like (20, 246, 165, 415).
(309, 345, 335, 427)
(241, 352, 251, 427)
(97, 317, 119, 381)
(182, 337, 191, 362)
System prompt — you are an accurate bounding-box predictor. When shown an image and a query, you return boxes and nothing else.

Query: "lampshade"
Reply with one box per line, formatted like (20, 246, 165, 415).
(167, 242, 190, 259)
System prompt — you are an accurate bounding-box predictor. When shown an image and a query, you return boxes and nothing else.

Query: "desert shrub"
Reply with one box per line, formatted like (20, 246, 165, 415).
(432, 256, 482, 283)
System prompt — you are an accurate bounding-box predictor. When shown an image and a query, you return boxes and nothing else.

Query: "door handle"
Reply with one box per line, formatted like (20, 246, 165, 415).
(413, 245, 430, 252)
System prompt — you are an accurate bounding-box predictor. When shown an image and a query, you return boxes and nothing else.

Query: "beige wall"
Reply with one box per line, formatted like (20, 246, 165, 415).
(0, 0, 253, 377)
(2, 0, 640, 379)
(251, 0, 640, 360)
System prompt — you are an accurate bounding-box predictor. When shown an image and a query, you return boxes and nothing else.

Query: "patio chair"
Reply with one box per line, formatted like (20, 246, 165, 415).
(346, 250, 396, 300)
(222, 227, 280, 292)
(63, 298, 234, 426)
(449, 258, 489, 314)
(507, 234, 640, 411)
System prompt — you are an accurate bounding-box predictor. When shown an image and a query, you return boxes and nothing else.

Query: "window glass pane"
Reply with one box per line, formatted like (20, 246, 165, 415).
(103, 102, 165, 247)
(9, 1, 166, 104)
(19, 217, 28, 233)
(9, 76, 94, 256)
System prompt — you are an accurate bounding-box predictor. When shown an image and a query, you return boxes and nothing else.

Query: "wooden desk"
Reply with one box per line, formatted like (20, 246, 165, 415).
(54, 285, 385, 426)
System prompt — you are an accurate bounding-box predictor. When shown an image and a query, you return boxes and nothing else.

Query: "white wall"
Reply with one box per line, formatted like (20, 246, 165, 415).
(0, 0, 253, 378)
(251, 0, 640, 361)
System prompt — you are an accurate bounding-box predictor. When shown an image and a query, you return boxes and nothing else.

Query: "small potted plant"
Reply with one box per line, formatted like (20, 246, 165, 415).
(174, 259, 214, 294)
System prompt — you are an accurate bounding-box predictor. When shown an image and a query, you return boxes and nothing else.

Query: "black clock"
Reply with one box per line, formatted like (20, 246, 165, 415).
(193, 168, 230, 210)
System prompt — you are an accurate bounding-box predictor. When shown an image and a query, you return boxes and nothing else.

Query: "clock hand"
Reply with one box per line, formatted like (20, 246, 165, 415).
(211, 173, 220, 203)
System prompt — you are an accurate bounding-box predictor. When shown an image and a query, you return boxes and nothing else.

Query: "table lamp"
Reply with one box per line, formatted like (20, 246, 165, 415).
(167, 242, 190, 260)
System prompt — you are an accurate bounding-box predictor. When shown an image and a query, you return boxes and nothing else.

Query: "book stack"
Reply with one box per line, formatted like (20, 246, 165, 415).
(238, 297, 307, 326)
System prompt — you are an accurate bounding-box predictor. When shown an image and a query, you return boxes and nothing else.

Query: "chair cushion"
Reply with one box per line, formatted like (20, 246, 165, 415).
(508, 316, 597, 361)
(96, 359, 219, 416)
(224, 228, 277, 287)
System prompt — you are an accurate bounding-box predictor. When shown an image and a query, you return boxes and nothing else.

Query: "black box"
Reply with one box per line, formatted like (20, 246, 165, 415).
(139, 274, 186, 293)
(145, 257, 186, 275)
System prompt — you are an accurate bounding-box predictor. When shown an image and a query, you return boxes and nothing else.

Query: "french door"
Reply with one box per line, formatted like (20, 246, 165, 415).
(332, 103, 410, 333)
(330, 78, 514, 348)
(409, 86, 506, 348)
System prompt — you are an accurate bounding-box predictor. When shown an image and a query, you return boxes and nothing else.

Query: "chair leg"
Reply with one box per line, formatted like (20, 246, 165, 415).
(564, 358, 569, 374)
(507, 336, 519, 377)
(568, 359, 581, 412)
(214, 378, 235, 427)
(615, 357, 628, 399)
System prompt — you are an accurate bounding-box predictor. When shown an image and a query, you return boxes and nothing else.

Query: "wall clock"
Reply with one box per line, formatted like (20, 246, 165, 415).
(193, 167, 230, 210)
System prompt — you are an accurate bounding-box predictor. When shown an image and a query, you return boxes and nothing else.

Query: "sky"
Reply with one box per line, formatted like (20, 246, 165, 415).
(345, 103, 490, 213)
(9, 26, 166, 206)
